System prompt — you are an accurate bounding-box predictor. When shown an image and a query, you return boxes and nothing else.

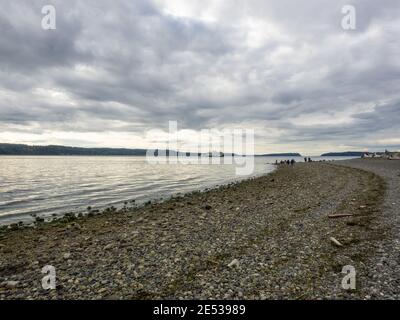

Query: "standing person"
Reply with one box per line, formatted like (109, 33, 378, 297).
(304, 157, 307, 162)
(308, 157, 312, 162)
(291, 159, 295, 166)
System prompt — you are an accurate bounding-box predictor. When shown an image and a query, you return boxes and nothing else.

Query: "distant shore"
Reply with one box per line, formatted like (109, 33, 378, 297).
(1, 141, 371, 157)
(1, 143, 301, 157)
(1, 160, 398, 299)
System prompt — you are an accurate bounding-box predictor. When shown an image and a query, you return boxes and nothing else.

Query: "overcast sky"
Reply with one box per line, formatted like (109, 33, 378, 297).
(1, 0, 399, 155)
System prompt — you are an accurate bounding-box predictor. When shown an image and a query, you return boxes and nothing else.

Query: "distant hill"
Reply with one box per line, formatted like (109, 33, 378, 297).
(257, 153, 302, 157)
(0, 143, 235, 157)
(0, 143, 304, 157)
(0, 143, 301, 157)
(0, 143, 148, 156)
(321, 151, 365, 157)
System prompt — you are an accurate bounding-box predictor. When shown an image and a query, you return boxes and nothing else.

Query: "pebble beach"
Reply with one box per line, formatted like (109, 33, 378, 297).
(1, 159, 399, 300)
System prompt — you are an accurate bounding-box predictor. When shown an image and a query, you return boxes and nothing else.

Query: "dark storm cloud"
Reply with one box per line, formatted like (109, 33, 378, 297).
(0, 0, 400, 152)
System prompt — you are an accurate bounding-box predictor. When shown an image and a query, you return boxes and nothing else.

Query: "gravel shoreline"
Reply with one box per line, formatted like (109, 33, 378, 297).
(336, 159, 400, 299)
(0, 160, 396, 299)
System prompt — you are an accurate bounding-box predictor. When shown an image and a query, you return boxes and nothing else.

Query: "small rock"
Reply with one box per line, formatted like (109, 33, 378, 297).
(228, 259, 240, 268)
(3, 281, 19, 289)
(204, 205, 212, 210)
(104, 243, 114, 250)
(329, 237, 343, 247)
(72, 223, 82, 230)
(63, 252, 71, 259)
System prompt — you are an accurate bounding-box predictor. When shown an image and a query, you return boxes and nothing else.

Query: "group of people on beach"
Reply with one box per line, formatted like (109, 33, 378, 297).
(275, 159, 296, 166)
(274, 157, 313, 166)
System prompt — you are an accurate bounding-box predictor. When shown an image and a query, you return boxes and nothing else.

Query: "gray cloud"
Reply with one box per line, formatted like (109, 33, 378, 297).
(0, 0, 400, 153)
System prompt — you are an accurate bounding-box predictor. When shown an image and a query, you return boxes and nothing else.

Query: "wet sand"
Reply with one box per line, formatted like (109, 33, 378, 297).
(0, 160, 395, 299)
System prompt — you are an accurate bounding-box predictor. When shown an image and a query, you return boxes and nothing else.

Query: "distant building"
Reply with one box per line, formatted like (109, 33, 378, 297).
(362, 152, 381, 158)
(389, 152, 400, 160)
(363, 150, 400, 160)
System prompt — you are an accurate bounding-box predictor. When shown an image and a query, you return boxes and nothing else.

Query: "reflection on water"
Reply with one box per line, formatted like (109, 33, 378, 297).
(0, 156, 356, 224)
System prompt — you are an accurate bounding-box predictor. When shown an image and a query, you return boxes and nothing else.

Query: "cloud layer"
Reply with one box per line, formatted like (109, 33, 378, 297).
(1, 0, 400, 154)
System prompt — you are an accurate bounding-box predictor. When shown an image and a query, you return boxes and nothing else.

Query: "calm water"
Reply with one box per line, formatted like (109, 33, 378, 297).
(0, 156, 357, 225)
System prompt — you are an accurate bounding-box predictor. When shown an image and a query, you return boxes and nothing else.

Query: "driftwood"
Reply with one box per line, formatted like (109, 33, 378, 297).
(328, 213, 354, 219)
(329, 237, 343, 247)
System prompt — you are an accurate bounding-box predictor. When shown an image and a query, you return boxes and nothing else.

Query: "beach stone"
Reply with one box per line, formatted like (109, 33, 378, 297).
(72, 223, 82, 230)
(3, 281, 19, 289)
(228, 259, 240, 268)
(86, 258, 94, 265)
(104, 243, 114, 250)
(63, 252, 71, 259)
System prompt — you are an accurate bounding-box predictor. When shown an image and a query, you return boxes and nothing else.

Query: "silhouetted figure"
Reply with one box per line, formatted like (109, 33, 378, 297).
(290, 159, 295, 166)
(308, 157, 312, 162)
(304, 157, 307, 162)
